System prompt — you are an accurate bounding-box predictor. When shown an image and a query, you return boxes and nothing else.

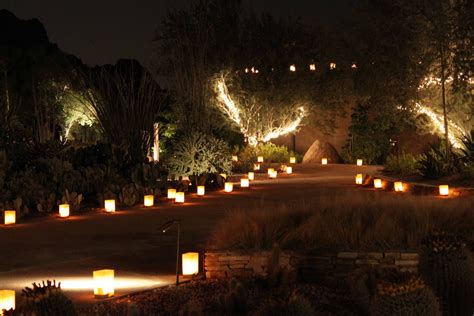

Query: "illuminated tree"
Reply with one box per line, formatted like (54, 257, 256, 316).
(213, 71, 307, 146)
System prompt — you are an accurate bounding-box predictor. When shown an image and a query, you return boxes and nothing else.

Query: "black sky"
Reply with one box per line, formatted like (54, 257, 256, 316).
(1, 0, 352, 66)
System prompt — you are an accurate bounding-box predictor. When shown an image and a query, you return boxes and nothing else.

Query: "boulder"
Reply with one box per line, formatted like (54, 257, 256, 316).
(302, 140, 342, 164)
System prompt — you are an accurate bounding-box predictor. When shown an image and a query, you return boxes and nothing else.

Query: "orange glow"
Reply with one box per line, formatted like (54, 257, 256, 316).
(394, 182, 404, 192)
(257, 156, 264, 163)
(175, 192, 185, 203)
(4, 210, 15, 225)
(290, 157, 296, 164)
(248, 172, 255, 181)
(144, 195, 154, 207)
(355, 174, 363, 185)
(439, 185, 449, 196)
(254, 164, 261, 171)
(93, 269, 114, 298)
(224, 182, 233, 192)
(59, 204, 70, 218)
(289, 65, 296, 72)
(286, 166, 293, 174)
(240, 178, 250, 188)
(0, 290, 15, 313)
(269, 170, 278, 179)
(197, 186, 205, 196)
(104, 200, 115, 213)
(309, 64, 316, 71)
(232, 155, 238, 162)
(330, 62, 336, 70)
(374, 179, 382, 189)
(182, 252, 199, 276)
(167, 189, 176, 199)
(321, 158, 328, 165)
(357, 159, 363, 166)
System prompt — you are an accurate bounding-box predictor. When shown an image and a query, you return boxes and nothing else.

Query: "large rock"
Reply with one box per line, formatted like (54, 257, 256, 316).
(302, 140, 342, 164)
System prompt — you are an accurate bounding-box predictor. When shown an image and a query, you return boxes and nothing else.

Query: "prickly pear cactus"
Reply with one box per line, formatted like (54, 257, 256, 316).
(419, 232, 474, 316)
(19, 280, 77, 316)
(118, 183, 140, 206)
(370, 272, 441, 316)
(60, 189, 83, 211)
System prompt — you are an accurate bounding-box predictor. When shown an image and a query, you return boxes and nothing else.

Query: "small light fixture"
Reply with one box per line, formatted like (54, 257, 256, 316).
(269, 170, 278, 179)
(267, 168, 275, 175)
(254, 164, 261, 171)
(220, 173, 227, 179)
(93, 269, 114, 298)
(330, 62, 336, 70)
(144, 195, 154, 207)
(182, 252, 199, 276)
(290, 65, 296, 72)
(175, 192, 185, 203)
(321, 158, 328, 165)
(290, 157, 296, 164)
(286, 166, 293, 174)
(257, 156, 264, 163)
(168, 189, 177, 199)
(224, 182, 233, 192)
(0, 290, 15, 313)
(355, 174, 363, 185)
(248, 172, 255, 181)
(394, 182, 404, 192)
(374, 179, 382, 189)
(439, 185, 449, 196)
(197, 186, 205, 196)
(4, 210, 16, 225)
(104, 200, 115, 213)
(309, 64, 316, 71)
(357, 159, 363, 166)
(232, 155, 238, 162)
(351, 62, 357, 69)
(59, 204, 70, 218)
(240, 178, 250, 188)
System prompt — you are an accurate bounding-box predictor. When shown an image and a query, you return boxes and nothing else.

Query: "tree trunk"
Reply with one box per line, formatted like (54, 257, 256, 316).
(440, 47, 450, 154)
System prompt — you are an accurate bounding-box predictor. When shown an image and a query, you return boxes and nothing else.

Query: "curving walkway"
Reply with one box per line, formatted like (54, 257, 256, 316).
(0, 163, 447, 306)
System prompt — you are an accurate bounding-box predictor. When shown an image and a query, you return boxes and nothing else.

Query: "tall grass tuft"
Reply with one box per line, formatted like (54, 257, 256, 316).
(209, 192, 474, 252)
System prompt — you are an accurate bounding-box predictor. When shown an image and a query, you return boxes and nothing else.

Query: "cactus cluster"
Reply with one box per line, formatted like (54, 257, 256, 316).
(216, 278, 248, 315)
(119, 183, 140, 206)
(419, 232, 474, 316)
(370, 272, 441, 316)
(60, 189, 83, 211)
(16, 280, 77, 316)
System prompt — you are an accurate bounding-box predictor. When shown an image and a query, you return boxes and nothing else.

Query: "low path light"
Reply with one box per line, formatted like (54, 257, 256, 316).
(159, 219, 181, 286)
(144, 195, 154, 207)
(321, 158, 328, 165)
(248, 172, 255, 181)
(286, 166, 293, 174)
(182, 252, 199, 276)
(355, 174, 363, 185)
(241, 178, 250, 188)
(357, 159, 363, 166)
(374, 179, 382, 189)
(167, 189, 176, 200)
(232, 155, 238, 162)
(290, 157, 296, 164)
(104, 200, 115, 213)
(175, 192, 185, 203)
(197, 186, 205, 196)
(394, 182, 404, 192)
(225, 182, 233, 192)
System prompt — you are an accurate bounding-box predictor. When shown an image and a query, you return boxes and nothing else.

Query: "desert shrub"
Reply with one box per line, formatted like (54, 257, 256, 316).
(239, 143, 295, 164)
(166, 132, 232, 178)
(418, 143, 461, 179)
(209, 192, 474, 251)
(460, 129, 474, 163)
(384, 153, 420, 175)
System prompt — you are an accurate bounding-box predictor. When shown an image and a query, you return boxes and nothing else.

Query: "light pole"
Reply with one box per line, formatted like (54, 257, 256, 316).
(159, 219, 181, 286)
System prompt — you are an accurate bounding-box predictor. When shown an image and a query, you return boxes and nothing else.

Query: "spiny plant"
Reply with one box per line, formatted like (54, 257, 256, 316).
(419, 232, 474, 316)
(217, 278, 248, 315)
(19, 280, 77, 316)
(370, 271, 441, 316)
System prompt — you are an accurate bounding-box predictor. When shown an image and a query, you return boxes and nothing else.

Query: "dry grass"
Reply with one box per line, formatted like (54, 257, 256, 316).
(209, 192, 474, 252)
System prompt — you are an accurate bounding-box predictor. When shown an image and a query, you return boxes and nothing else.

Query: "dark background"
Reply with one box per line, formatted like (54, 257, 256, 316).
(1, 0, 352, 65)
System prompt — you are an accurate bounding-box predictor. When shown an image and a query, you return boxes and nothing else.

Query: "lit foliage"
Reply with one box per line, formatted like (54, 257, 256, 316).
(60, 90, 96, 140)
(166, 132, 232, 177)
(213, 72, 306, 146)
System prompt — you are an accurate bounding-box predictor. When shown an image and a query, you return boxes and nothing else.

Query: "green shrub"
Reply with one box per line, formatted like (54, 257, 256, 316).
(239, 143, 295, 164)
(166, 132, 232, 178)
(384, 153, 420, 175)
(418, 143, 461, 179)
(460, 129, 474, 163)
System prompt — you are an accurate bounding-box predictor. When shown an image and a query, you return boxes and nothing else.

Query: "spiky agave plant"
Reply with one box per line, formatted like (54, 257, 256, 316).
(19, 280, 77, 316)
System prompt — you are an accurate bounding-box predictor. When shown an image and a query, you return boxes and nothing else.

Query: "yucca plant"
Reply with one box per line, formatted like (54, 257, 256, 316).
(460, 130, 474, 163)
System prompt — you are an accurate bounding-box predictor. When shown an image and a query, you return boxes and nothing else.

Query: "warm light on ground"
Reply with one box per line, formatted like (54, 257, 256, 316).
(439, 185, 449, 196)
(374, 179, 382, 189)
(59, 204, 70, 218)
(4, 210, 16, 225)
(394, 182, 404, 192)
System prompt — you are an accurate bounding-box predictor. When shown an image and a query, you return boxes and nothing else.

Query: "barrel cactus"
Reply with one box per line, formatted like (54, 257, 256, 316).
(419, 232, 474, 316)
(370, 272, 441, 316)
(19, 280, 77, 316)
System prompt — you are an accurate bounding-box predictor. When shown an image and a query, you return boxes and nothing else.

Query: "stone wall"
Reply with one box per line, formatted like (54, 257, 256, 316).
(205, 250, 418, 280)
